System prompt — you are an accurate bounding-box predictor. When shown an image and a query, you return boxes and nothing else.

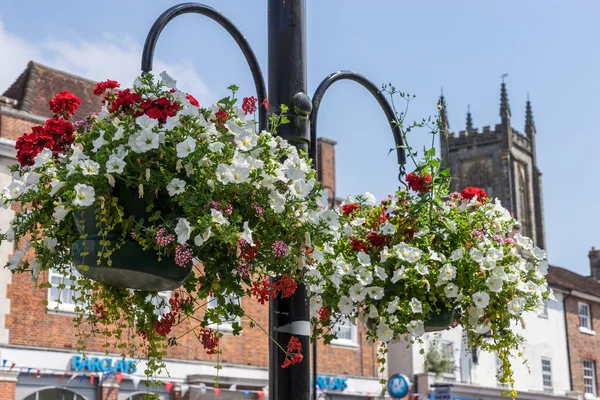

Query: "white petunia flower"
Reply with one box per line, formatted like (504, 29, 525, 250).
(166, 178, 186, 197)
(368, 304, 379, 318)
(379, 221, 396, 235)
(174, 218, 193, 244)
(176, 136, 197, 158)
(230, 164, 251, 184)
(366, 286, 384, 300)
(239, 221, 254, 246)
(532, 247, 546, 260)
(159, 71, 177, 88)
(194, 228, 212, 247)
(357, 251, 371, 266)
(439, 263, 457, 281)
(473, 292, 490, 308)
(73, 184, 95, 207)
(208, 142, 225, 153)
(49, 180, 66, 197)
(349, 283, 366, 302)
(92, 132, 109, 152)
(407, 320, 425, 337)
(514, 233, 533, 251)
(380, 246, 392, 262)
(211, 209, 230, 226)
(106, 156, 127, 174)
(387, 297, 400, 314)
(136, 114, 159, 132)
(135, 130, 160, 152)
(486, 276, 504, 293)
(444, 283, 459, 298)
(415, 263, 429, 276)
(80, 160, 100, 176)
(507, 297, 525, 316)
(537, 260, 549, 275)
(234, 130, 258, 151)
(375, 266, 388, 281)
(487, 248, 504, 261)
(391, 267, 406, 283)
(113, 126, 125, 140)
(470, 248, 484, 263)
(269, 191, 286, 213)
(33, 148, 53, 168)
(409, 298, 422, 313)
(364, 192, 376, 205)
(3, 181, 25, 199)
(338, 296, 354, 315)
(54, 205, 70, 223)
(8, 251, 24, 270)
(450, 248, 464, 261)
(357, 267, 373, 285)
(376, 322, 394, 343)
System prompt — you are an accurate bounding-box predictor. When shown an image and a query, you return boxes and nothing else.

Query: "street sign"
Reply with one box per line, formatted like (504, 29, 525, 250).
(388, 374, 410, 398)
(434, 385, 452, 400)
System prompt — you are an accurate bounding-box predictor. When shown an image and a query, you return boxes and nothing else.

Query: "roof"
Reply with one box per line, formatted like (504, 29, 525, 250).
(547, 265, 600, 298)
(2, 61, 103, 120)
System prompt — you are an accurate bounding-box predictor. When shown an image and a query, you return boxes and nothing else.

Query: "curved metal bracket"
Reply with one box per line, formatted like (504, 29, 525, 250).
(310, 70, 406, 182)
(141, 2, 267, 132)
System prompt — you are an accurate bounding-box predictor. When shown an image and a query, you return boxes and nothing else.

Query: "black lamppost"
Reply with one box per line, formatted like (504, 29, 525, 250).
(140, 2, 406, 400)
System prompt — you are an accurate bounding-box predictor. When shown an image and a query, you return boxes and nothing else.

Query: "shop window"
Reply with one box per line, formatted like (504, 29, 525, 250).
(331, 315, 358, 347)
(47, 268, 84, 313)
(24, 388, 85, 400)
(579, 302, 593, 333)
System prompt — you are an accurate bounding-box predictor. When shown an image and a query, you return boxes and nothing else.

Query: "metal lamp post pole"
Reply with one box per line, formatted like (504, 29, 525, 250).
(267, 1, 313, 399)
(141, 2, 406, 400)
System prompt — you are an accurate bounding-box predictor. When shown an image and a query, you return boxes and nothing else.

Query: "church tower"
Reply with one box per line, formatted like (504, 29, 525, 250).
(439, 81, 546, 248)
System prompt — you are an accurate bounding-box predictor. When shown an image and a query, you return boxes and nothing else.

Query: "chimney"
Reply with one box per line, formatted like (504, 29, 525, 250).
(317, 137, 337, 204)
(590, 247, 600, 280)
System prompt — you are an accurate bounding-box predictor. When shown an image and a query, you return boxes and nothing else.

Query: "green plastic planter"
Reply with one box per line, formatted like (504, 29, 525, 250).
(71, 186, 191, 291)
(366, 302, 454, 333)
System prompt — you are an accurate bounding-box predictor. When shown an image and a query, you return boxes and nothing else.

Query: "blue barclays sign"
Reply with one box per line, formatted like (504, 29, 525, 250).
(317, 375, 348, 391)
(72, 355, 136, 373)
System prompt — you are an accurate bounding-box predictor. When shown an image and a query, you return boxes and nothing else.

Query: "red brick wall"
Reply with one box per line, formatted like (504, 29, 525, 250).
(6, 270, 375, 377)
(0, 375, 17, 400)
(0, 113, 38, 140)
(317, 138, 337, 195)
(565, 296, 600, 394)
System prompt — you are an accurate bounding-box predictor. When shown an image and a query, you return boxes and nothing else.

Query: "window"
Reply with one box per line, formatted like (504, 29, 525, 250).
(539, 300, 549, 318)
(580, 302, 592, 330)
(48, 268, 84, 313)
(331, 316, 358, 346)
(148, 291, 172, 317)
(207, 294, 241, 332)
(584, 359, 597, 396)
(542, 358, 552, 392)
(440, 341, 455, 369)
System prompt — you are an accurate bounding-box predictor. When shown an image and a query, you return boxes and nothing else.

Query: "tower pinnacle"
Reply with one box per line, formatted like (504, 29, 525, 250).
(500, 76, 511, 121)
(525, 94, 536, 136)
(466, 104, 473, 131)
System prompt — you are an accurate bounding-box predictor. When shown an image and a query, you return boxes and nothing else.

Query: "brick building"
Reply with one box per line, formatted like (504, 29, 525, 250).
(546, 251, 600, 398)
(0, 62, 381, 400)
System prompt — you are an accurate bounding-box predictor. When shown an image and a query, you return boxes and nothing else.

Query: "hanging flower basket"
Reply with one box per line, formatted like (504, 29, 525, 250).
(1, 72, 334, 383)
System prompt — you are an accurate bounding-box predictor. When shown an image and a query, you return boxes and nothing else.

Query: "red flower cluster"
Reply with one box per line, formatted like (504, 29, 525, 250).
(109, 89, 141, 114)
(214, 108, 228, 124)
(272, 275, 298, 298)
(349, 237, 369, 252)
(140, 97, 180, 123)
(93, 79, 120, 96)
(186, 93, 200, 107)
(49, 90, 81, 116)
(318, 307, 331, 323)
(367, 230, 389, 248)
(262, 98, 269, 110)
(250, 274, 298, 304)
(199, 327, 220, 355)
(239, 239, 260, 262)
(282, 336, 303, 368)
(15, 116, 75, 167)
(242, 96, 258, 115)
(461, 187, 487, 202)
(153, 293, 191, 337)
(341, 203, 360, 215)
(93, 304, 109, 322)
(406, 171, 432, 195)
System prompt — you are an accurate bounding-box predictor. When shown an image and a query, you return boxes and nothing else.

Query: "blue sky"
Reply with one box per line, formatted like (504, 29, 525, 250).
(0, 1, 598, 275)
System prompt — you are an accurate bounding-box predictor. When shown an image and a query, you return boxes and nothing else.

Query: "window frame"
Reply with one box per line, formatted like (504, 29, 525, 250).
(584, 359, 597, 397)
(330, 315, 358, 347)
(579, 302, 592, 330)
(47, 268, 84, 313)
(538, 300, 549, 318)
(541, 357, 553, 393)
(206, 294, 241, 333)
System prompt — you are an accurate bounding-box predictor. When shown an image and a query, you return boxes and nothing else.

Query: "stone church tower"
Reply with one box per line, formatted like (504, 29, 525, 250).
(439, 82, 546, 248)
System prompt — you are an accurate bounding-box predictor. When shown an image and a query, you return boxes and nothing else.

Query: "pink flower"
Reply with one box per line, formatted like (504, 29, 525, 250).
(471, 229, 484, 238)
(503, 238, 515, 245)
(251, 203, 264, 217)
(272, 241, 289, 257)
(175, 244, 193, 267)
(448, 192, 463, 202)
(492, 234, 503, 243)
(156, 228, 175, 246)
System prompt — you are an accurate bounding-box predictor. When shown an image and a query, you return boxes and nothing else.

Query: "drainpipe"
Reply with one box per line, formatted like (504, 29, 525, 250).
(563, 290, 573, 391)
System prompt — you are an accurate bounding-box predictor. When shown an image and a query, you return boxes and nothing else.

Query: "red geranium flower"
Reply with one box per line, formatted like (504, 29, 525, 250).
(49, 90, 81, 116)
(406, 171, 432, 195)
(242, 96, 258, 115)
(93, 80, 120, 96)
(140, 97, 180, 123)
(341, 203, 360, 215)
(461, 187, 487, 202)
(185, 93, 199, 107)
(109, 89, 141, 114)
